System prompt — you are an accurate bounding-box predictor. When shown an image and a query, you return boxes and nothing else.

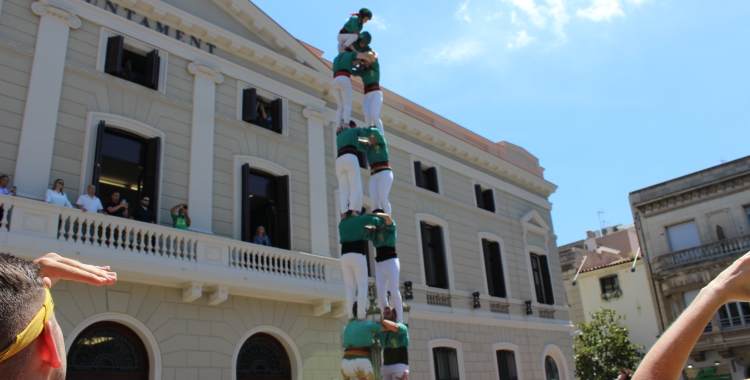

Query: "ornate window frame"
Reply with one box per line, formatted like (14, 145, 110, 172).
(231, 325, 303, 380)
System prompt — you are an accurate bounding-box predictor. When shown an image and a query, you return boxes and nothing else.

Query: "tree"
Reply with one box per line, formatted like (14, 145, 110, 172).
(573, 308, 644, 380)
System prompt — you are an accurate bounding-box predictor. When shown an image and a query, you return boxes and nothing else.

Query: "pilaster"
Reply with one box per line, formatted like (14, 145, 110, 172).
(14, 2, 81, 199)
(303, 107, 331, 256)
(186, 62, 223, 234)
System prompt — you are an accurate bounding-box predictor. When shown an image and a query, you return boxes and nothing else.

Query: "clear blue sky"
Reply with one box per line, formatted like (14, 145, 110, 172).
(252, 0, 750, 245)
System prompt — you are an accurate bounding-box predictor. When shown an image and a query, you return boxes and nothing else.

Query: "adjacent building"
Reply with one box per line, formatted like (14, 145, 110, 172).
(630, 156, 750, 380)
(559, 225, 661, 352)
(0, 0, 574, 379)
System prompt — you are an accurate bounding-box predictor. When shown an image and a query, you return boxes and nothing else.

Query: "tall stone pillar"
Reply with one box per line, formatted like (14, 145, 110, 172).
(186, 62, 223, 234)
(303, 107, 331, 256)
(14, 2, 81, 199)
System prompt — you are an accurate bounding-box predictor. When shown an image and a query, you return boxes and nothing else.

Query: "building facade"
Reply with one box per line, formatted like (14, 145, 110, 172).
(0, 0, 574, 379)
(630, 156, 750, 380)
(559, 225, 660, 352)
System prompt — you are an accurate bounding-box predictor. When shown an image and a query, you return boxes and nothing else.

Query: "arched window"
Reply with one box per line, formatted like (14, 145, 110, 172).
(236, 333, 292, 380)
(66, 321, 149, 380)
(545, 356, 560, 380)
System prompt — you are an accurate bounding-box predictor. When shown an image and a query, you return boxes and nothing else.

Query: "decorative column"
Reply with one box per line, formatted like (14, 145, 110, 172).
(303, 107, 331, 256)
(14, 2, 81, 199)
(186, 62, 223, 234)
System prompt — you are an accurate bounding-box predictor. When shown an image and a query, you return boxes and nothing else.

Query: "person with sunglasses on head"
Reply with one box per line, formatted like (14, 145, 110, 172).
(131, 196, 155, 224)
(338, 8, 372, 53)
(44, 179, 72, 208)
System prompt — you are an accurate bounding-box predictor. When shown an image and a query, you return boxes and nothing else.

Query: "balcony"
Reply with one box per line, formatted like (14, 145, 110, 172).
(0, 195, 344, 306)
(651, 234, 750, 275)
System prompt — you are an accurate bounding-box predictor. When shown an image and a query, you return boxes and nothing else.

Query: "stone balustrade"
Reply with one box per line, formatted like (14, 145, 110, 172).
(652, 233, 750, 274)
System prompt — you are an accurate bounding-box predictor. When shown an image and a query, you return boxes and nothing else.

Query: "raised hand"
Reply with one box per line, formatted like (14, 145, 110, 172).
(34, 252, 117, 287)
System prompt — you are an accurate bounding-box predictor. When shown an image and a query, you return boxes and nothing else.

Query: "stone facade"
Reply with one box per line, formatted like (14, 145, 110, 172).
(0, 0, 574, 378)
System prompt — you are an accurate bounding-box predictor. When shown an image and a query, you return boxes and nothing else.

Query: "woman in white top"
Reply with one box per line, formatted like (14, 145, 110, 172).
(45, 178, 72, 207)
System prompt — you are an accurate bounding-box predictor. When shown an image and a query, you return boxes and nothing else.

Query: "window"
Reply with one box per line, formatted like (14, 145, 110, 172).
(745, 206, 750, 227)
(433, 347, 460, 380)
(666, 220, 702, 252)
(496, 350, 518, 380)
(414, 160, 439, 193)
(475, 184, 495, 212)
(241, 164, 290, 249)
(67, 321, 149, 379)
(236, 333, 291, 380)
(92, 122, 161, 219)
(530, 253, 554, 305)
(599, 275, 621, 299)
(420, 222, 448, 289)
(717, 302, 750, 330)
(242, 88, 283, 134)
(105, 35, 161, 90)
(544, 356, 560, 380)
(482, 239, 506, 298)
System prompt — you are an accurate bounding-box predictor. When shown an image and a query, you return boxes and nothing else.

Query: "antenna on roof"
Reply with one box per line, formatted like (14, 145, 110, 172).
(597, 210, 605, 231)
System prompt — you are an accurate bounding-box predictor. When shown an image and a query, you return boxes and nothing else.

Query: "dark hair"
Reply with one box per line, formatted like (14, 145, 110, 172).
(0, 253, 46, 372)
(384, 306, 397, 321)
(0, 175, 8, 182)
(52, 178, 65, 194)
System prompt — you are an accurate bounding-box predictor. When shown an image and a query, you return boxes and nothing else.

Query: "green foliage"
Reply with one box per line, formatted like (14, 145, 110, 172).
(573, 308, 644, 380)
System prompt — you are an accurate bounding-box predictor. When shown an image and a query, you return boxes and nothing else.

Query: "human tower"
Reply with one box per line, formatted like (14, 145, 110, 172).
(332, 8, 410, 380)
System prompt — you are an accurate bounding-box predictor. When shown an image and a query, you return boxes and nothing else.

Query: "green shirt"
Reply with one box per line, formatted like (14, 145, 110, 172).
(343, 320, 381, 348)
(336, 127, 368, 152)
(367, 219, 396, 248)
(172, 213, 188, 230)
(364, 127, 388, 164)
(353, 61, 380, 86)
(333, 51, 358, 74)
(342, 15, 362, 34)
(378, 323, 409, 349)
(339, 214, 381, 243)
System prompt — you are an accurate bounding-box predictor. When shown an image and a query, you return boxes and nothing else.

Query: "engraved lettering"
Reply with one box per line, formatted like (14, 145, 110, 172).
(190, 36, 201, 49)
(139, 17, 150, 28)
(104, 0, 117, 14)
(156, 22, 169, 35)
(125, 8, 135, 21)
(207, 42, 216, 54)
(175, 29, 184, 41)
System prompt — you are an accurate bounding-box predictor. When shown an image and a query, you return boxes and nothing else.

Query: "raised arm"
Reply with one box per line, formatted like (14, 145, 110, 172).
(633, 252, 750, 379)
(170, 203, 181, 214)
(380, 319, 400, 333)
(372, 212, 393, 226)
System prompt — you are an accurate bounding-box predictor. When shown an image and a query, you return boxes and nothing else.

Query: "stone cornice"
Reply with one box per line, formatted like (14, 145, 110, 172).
(635, 172, 750, 216)
(31, 2, 81, 29)
(187, 62, 224, 84)
(302, 107, 325, 122)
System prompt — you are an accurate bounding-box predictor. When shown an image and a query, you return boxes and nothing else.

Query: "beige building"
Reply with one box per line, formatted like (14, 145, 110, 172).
(630, 156, 750, 380)
(0, 0, 574, 379)
(559, 225, 660, 352)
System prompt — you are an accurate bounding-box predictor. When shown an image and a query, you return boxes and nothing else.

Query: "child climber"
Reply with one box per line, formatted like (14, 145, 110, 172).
(338, 8, 372, 53)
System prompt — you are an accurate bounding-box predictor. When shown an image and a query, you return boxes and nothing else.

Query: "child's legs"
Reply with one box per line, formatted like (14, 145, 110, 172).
(367, 90, 384, 133)
(369, 174, 381, 211)
(375, 170, 393, 214)
(335, 156, 351, 212)
(338, 33, 358, 52)
(331, 78, 346, 125)
(342, 155, 362, 211)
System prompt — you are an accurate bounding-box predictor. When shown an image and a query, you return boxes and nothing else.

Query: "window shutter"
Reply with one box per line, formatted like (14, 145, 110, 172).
(484, 189, 496, 212)
(242, 88, 258, 123)
(482, 238, 494, 296)
(142, 136, 161, 221)
(241, 164, 253, 242)
(491, 242, 506, 298)
(92, 121, 106, 196)
(474, 184, 485, 209)
(413, 161, 424, 188)
(270, 98, 283, 133)
(105, 35, 123, 75)
(420, 221, 433, 286)
(276, 175, 291, 250)
(144, 50, 160, 90)
(540, 255, 555, 305)
(434, 226, 448, 289)
(427, 167, 439, 193)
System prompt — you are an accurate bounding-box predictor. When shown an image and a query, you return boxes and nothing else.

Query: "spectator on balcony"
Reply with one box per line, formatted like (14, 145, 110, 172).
(131, 196, 155, 224)
(0, 175, 16, 197)
(44, 179, 72, 208)
(633, 252, 750, 380)
(75, 185, 104, 214)
(170, 203, 191, 230)
(0, 252, 116, 378)
(105, 192, 128, 218)
(253, 226, 272, 246)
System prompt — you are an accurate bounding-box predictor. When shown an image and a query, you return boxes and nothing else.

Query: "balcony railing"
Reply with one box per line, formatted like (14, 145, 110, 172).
(0, 195, 340, 302)
(652, 233, 750, 273)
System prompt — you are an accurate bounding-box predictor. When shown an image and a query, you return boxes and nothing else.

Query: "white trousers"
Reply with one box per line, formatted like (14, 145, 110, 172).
(336, 154, 363, 213)
(363, 90, 384, 134)
(332, 76, 353, 127)
(376, 258, 403, 323)
(381, 364, 409, 380)
(338, 33, 359, 53)
(341, 253, 368, 320)
(342, 358, 374, 380)
(369, 169, 392, 214)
